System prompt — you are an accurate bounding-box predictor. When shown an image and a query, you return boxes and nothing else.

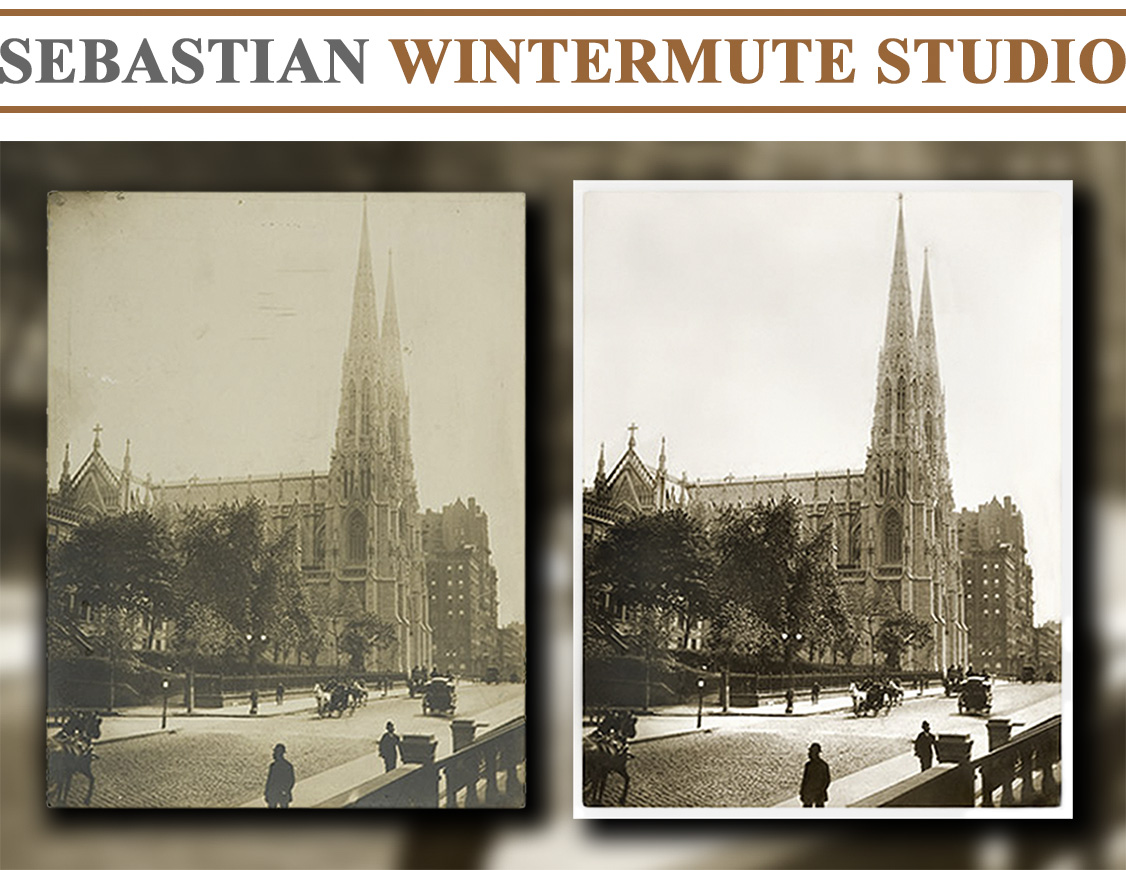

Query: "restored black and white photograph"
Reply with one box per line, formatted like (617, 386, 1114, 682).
(576, 182, 1071, 816)
(46, 191, 525, 808)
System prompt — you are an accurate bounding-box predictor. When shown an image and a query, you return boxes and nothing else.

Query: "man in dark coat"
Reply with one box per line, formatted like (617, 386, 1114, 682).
(800, 742, 830, 807)
(379, 721, 401, 773)
(264, 743, 295, 808)
(914, 720, 937, 771)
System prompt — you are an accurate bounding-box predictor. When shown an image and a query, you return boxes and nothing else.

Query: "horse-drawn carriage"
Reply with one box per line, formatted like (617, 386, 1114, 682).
(957, 675, 993, 715)
(46, 710, 101, 806)
(421, 677, 457, 717)
(944, 664, 966, 697)
(851, 680, 894, 716)
(315, 678, 366, 717)
(582, 709, 637, 806)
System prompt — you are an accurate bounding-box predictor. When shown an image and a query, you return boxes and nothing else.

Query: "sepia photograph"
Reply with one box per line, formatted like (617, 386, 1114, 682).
(576, 182, 1071, 817)
(46, 191, 525, 808)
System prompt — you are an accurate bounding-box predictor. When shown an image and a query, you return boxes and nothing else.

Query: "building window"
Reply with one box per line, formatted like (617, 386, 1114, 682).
(896, 375, 907, 433)
(883, 509, 902, 564)
(347, 511, 366, 564)
(361, 377, 371, 436)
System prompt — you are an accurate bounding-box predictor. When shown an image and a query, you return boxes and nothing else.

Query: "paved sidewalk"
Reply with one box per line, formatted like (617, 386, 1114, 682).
(772, 690, 1062, 808)
(236, 751, 390, 808)
(652, 686, 948, 720)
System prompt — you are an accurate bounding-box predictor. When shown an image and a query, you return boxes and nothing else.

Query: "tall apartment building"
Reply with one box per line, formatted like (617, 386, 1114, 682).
(422, 497, 499, 679)
(958, 495, 1035, 677)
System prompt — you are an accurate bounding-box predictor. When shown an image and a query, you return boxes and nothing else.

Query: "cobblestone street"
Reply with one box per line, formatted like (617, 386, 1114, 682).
(592, 681, 1061, 807)
(50, 683, 524, 808)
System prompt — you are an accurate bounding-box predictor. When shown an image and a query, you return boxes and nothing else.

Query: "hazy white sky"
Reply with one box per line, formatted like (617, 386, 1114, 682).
(48, 191, 525, 624)
(582, 185, 1067, 624)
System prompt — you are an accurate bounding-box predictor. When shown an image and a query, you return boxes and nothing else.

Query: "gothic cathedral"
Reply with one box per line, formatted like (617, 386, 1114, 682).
(323, 205, 431, 673)
(52, 200, 434, 672)
(585, 196, 968, 671)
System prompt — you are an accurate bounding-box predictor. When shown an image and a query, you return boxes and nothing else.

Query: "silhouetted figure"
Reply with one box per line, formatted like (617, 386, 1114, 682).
(249, 688, 259, 715)
(785, 687, 795, 714)
(914, 720, 937, 771)
(810, 682, 821, 705)
(800, 742, 830, 807)
(264, 743, 294, 808)
(276, 683, 285, 706)
(379, 721, 401, 773)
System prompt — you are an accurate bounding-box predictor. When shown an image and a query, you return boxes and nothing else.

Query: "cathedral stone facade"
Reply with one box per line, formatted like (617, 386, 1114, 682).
(51, 203, 433, 672)
(585, 197, 969, 672)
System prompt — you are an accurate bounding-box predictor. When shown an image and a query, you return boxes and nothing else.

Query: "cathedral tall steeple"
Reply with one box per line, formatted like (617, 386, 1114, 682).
(335, 200, 382, 455)
(381, 250, 406, 403)
(326, 199, 428, 675)
(871, 195, 918, 455)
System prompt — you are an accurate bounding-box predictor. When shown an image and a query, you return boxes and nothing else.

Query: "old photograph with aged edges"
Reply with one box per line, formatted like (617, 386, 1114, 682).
(46, 192, 525, 808)
(577, 182, 1071, 816)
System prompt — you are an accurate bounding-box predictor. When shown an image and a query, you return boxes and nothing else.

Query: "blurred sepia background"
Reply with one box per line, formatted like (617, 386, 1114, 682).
(2, 142, 1123, 869)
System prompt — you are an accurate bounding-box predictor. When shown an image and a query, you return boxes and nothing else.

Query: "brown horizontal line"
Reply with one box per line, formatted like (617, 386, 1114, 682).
(0, 7, 1121, 16)
(2, 105, 1123, 114)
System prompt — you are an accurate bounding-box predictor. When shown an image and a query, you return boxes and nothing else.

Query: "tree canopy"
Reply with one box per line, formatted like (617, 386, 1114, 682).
(49, 510, 178, 630)
(584, 509, 713, 652)
(176, 499, 313, 658)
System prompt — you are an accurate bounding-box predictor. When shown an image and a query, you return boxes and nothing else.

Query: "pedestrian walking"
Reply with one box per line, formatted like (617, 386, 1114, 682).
(276, 683, 285, 706)
(264, 743, 294, 808)
(810, 681, 821, 706)
(249, 688, 259, 716)
(784, 687, 794, 714)
(800, 742, 830, 807)
(379, 721, 401, 773)
(914, 721, 937, 771)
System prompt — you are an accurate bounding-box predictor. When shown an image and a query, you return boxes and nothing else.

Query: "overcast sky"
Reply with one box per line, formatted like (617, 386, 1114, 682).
(581, 185, 1067, 624)
(48, 191, 525, 625)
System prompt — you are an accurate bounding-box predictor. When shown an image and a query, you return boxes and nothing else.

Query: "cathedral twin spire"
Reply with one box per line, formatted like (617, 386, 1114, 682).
(869, 195, 950, 502)
(335, 199, 410, 456)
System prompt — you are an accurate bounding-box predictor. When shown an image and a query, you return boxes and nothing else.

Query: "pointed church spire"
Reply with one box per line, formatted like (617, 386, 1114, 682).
(871, 195, 918, 453)
(658, 436, 667, 474)
(382, 249, 406, 398)
(916, 247, 940, 383)
(336, 198, 382, 452)
(883, 193, 915, 351)
(59, 443, 72, 494)
(597, 442, 606, 478)
(122, 439, 131, 475)
(347, 198, 379, 353)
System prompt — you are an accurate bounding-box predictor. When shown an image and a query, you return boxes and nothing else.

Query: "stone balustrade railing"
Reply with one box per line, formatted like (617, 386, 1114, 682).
(315, 716, 525, 809)
(851, 714, 1061, 808)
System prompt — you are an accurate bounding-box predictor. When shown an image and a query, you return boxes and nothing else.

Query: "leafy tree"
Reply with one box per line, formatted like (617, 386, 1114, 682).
(49, 510, 178, 649)
(176, 499, 312, 669)
(338, 612, 397, 672)
(708, 600, 773, 671)
(710, 499, 841, 670)
(584, 509, 713, 650)
(854, 585, 899, 665)
(874, 610, 932, 670)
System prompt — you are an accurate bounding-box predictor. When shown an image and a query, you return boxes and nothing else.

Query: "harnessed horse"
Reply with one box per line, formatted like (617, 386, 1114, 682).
(582, 710, 637, 806)
(47, 711, 101, 806)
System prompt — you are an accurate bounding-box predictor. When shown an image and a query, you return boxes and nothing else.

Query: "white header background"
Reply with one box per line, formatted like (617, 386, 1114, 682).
(0, 6, 1123, 120)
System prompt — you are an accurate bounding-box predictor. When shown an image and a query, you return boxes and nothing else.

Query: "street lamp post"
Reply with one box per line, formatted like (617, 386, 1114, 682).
(161, 679, 169, 729)
(696, 678, 705, 729)
(247, 632, 266, 715)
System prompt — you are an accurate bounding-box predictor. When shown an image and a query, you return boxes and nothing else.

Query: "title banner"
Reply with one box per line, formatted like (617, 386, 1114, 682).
(0, 9, 1124, 110)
